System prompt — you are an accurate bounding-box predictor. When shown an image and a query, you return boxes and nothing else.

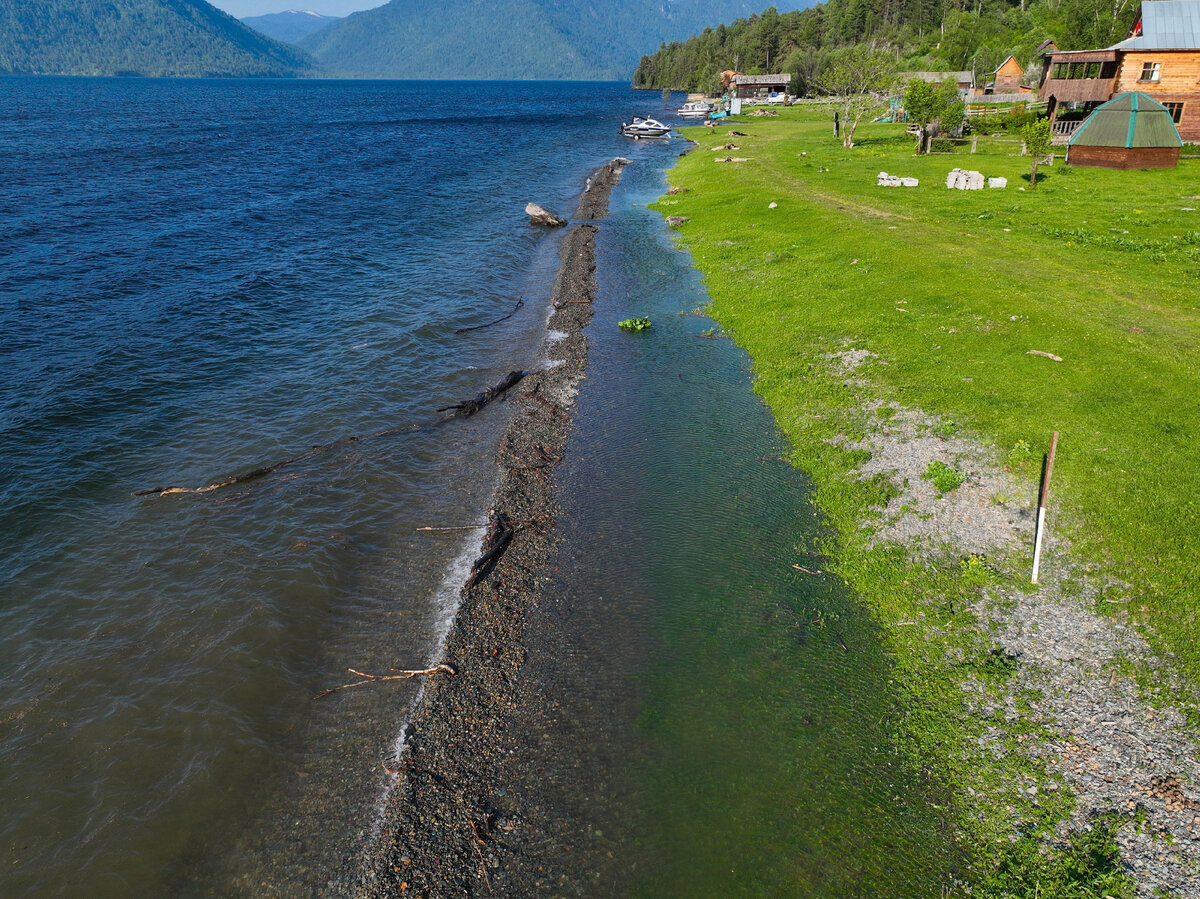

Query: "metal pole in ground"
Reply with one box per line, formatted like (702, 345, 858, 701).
(1031, 431, 1059, 585)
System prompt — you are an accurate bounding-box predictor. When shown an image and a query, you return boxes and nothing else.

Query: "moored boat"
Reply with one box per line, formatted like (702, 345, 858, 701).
(676, 100, 713, 118)
(620, 117, 671, 139)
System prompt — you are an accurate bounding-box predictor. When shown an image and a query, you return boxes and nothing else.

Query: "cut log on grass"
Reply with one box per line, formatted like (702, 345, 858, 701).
(437, 370, 526, 416)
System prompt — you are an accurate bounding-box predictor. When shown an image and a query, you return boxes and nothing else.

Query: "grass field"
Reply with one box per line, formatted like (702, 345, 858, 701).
(653, 105, 1200, 894)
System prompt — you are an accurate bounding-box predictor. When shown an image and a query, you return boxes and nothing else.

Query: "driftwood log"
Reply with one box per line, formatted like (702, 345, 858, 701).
(437, 371, 525, 417)
(455, 298, 524, 334)
(464, 510, 514, 590)
(136, 371, 528, 497)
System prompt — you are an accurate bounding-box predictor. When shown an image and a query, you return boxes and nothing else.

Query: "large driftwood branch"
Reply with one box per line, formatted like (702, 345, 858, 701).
(135, 372, 526, 497)
(455, 298, 524, 334)
(464, 510, 514, 589)
(312, 663, 456, 700)
(436, 370, 526, 417)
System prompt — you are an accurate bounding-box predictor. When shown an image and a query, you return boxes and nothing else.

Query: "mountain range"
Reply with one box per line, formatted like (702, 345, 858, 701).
(241, 9, 341, 44)
(299, 0, 810, 80)
(0, 0, 810, 80)
(0, 0, 314, 77)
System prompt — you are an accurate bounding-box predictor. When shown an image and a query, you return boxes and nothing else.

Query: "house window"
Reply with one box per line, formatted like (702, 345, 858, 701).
(1140, 61, 1161, 82)
(1165, 102, 1184, 123)
(1086, 62, 1101, 79)
(1053, 62, 1066, 78)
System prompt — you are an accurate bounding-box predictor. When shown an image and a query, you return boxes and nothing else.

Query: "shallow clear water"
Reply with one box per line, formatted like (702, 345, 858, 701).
(0, 77, 684, 897)
(507, 156, 965, 896)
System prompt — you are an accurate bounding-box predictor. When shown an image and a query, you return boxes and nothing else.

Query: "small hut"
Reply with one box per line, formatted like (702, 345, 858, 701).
(1067, 91, 1183, 169)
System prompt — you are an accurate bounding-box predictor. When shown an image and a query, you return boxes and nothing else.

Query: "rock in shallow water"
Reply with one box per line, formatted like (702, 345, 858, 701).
(525, 203, 567, 226)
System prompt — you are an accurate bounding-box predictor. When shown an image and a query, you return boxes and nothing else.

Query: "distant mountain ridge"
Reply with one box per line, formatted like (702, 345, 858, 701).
(0, 0, 315, 77)
(300, 0, 811, 80)
(241, 9, 341, 44)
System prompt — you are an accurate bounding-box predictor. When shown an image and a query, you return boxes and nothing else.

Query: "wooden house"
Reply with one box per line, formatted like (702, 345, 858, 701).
(1039, 0, 1200, 141)
(1067, 91, 1183, 167)
(979, 56, 1029, 94)
(733, 73, 791, 100)
(904, 71, 975, 94)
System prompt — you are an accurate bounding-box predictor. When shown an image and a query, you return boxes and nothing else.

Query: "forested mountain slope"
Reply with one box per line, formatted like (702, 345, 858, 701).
(300, 0, 815, 80)
(632, 0, 1137, 92)
(0, 0, 316, 77)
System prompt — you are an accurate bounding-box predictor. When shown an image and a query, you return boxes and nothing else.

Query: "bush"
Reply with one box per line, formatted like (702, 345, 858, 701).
(929, 137, 956, 153)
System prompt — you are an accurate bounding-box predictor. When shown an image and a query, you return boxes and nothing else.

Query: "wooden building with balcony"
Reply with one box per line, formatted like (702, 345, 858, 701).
(1038, 0, 1200, 142)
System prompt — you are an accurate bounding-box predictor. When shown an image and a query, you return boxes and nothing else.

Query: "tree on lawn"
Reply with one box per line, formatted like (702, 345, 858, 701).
(819, 45, 898, 149)
(1022, 118, 1053, 188)
(905, 77, 966, 154)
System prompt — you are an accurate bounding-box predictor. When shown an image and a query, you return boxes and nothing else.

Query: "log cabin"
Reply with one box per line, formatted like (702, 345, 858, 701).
(1038, 0, 1200, 142)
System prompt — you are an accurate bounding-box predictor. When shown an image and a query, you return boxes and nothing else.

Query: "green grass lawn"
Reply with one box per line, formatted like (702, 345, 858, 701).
(653, 105, 1200, 894)
(659, 107, 1200, 683)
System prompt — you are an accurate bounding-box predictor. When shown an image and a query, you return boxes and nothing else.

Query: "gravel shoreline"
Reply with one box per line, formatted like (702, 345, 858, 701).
(351, 159, 628, 897)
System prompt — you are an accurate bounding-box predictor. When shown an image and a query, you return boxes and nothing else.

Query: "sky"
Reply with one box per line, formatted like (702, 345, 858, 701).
(210, 0, 384, 17)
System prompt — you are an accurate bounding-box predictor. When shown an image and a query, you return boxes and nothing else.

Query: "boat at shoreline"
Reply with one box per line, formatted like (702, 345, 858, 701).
(620, 117, 671, 138)
(676, 100, 713, 118)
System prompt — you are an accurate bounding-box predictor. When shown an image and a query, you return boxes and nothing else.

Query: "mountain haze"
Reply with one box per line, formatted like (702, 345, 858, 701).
(0, 0, 316, 77)
(241, 9, 341, 43)
(300, 0, 811, 80)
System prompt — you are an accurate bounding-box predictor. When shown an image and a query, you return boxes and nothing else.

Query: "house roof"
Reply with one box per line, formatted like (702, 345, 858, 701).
(1112, 0, 1200, 49)
(1069, 91, 1184, 147)
(904, 70, 973, 84)
(986, 55, 1022, 75)
(733, 73, 791, 84)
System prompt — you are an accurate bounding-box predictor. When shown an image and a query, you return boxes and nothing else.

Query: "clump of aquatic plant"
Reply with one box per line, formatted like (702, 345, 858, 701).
(923, 460, 965, 494)
(619, 317, 653, 332)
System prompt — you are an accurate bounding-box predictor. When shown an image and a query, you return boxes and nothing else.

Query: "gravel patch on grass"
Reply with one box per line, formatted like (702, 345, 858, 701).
(833, 348, 1200, 897)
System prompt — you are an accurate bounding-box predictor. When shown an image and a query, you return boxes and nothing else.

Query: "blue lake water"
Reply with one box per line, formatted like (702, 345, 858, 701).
(0, 77, 688, 896)
(1, 76, 958, 897)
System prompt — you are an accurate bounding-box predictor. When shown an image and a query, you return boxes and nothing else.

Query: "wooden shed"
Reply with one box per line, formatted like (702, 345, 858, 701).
(983, 55, 1027, 94)
(1067, 91, 1183, 168)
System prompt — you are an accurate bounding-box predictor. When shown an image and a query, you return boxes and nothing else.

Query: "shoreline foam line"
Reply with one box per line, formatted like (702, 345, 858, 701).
(349, 159, 629, 896)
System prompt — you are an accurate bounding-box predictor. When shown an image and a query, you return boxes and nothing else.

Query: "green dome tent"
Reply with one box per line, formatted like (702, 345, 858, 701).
(1067, 91, 1183, 169)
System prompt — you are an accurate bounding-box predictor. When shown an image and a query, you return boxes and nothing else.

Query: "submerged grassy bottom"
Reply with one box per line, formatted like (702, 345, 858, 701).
(648, 106, 1200, 894)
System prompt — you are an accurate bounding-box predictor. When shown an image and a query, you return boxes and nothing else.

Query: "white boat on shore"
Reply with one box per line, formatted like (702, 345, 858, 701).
(676, 100, 713, 118)
(620, 117, 671, 139)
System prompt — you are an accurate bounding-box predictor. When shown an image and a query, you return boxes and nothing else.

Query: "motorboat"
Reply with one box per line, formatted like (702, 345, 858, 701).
(676, 100, 713, 118)
(620, 117, 671, 139)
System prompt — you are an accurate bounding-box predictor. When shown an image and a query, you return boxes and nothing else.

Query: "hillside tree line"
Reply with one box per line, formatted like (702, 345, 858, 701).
(631, 0, 1137, 93)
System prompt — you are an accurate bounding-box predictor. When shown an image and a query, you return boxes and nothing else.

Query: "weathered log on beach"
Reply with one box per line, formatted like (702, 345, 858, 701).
(464, 510, 514, 589)
(525, 203, 566, 226)
(436, 370, 526, 416)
